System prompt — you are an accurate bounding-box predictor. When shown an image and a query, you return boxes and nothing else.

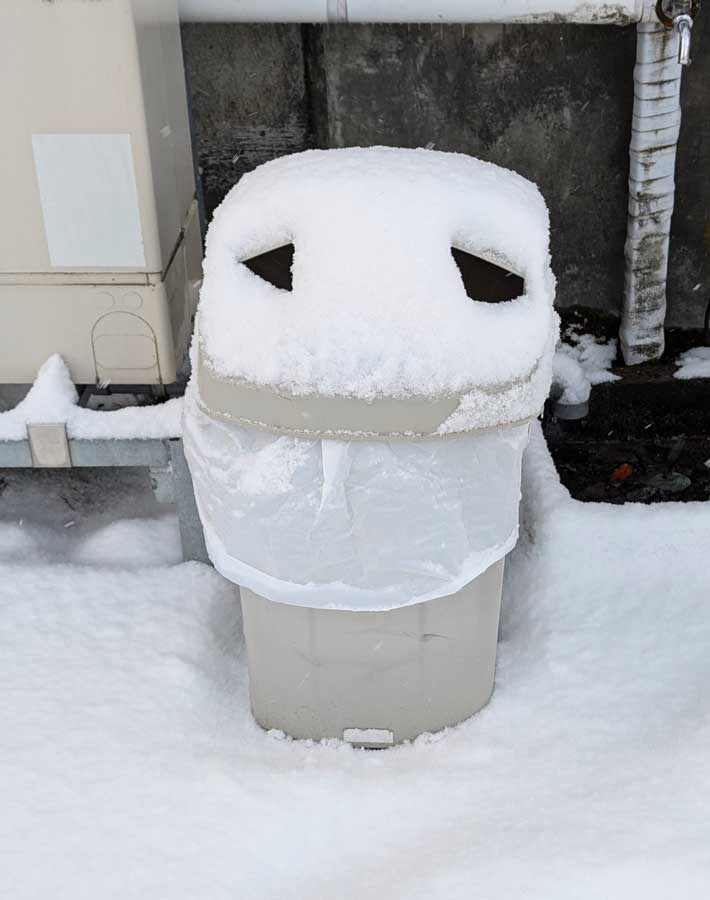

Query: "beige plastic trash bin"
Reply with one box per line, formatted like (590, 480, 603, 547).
(185, 363, 535, 745)
(183, 147, 557, 746)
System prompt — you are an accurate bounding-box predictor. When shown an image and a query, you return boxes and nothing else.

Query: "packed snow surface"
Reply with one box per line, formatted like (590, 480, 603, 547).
(2, 425, 709, 898)
(675, 345, 710, 380)
(199, 147, 557, 414)
(0, 355, 182, 441)
(552, 333, 619, 405)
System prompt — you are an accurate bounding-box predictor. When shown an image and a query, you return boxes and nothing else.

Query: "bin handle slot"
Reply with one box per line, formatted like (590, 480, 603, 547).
(451, 246, 524, 303)
(242, 244, 294, 291)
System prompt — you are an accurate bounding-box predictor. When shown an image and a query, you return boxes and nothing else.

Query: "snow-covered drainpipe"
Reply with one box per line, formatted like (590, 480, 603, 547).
(620, 10, 694, 364)
(179, 0, 699, 365)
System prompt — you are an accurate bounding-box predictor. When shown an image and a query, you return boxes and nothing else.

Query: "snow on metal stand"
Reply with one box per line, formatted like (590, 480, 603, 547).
(620, 21, 683, 365)
(0, 356, 208, 564)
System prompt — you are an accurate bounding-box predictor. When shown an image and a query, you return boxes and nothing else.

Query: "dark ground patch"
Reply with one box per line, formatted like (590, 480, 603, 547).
(545, 321, 710, 503)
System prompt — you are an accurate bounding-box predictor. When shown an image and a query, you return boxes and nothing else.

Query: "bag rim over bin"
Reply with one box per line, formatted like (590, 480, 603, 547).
(183, 392, 531, 610)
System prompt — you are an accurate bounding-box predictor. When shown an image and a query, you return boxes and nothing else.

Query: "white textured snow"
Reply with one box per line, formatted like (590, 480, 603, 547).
(199, 148, 557, 413)
(552, 333, 619, 405)
(2, 424, 710, 899)
(675, 346, 710, 380)
(0, 355, 182, 441)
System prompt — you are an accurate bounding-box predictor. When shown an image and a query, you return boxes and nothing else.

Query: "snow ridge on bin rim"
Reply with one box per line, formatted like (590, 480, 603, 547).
(197, 147, 558, 435)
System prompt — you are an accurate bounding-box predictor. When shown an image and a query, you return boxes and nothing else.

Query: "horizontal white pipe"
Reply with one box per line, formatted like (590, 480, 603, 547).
(178, 0, 650, 25)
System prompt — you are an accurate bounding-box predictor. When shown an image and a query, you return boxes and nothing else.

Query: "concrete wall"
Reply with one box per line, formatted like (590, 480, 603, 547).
(181, 20, 710, 327)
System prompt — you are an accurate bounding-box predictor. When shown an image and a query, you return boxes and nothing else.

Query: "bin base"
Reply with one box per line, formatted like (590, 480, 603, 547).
(240, 560, 504, 747)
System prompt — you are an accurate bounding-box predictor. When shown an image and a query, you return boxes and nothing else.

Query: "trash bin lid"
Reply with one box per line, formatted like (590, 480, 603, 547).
(196, 147, 557, 436)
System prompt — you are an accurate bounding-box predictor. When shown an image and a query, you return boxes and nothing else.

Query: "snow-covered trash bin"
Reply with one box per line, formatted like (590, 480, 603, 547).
(183, 147, 557, 746)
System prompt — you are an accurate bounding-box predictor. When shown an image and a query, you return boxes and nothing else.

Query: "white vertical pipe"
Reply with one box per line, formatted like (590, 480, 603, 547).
(620, 22, 683, 364)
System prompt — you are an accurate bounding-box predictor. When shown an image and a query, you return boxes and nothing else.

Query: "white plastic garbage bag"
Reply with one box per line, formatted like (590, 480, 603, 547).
(183, 387, 528, 611)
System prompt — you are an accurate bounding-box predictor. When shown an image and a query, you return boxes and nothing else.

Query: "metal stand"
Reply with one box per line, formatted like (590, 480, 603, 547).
(0, 429, 209, 563)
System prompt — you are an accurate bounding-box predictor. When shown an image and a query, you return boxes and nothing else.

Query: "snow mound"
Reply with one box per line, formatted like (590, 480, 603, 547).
(675, 346, 710, 380)
(199, 147, 557, 409)
(0, 516, 181, 568)
(0, 355, 182, 441)
(552, 333, 619, 405)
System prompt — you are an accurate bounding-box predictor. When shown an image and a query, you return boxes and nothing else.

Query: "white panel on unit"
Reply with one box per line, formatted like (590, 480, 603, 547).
(32, 133, 146, 269)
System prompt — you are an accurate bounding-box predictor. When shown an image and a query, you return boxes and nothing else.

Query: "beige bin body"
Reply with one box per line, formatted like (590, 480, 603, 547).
(240, 560, 504, 747)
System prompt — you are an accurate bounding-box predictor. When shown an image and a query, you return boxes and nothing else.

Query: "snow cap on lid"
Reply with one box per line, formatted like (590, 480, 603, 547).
(197, 147, 557, 435)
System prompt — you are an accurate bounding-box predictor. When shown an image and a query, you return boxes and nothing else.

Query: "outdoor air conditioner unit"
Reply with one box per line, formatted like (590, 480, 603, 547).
(0, 0, 202, 387)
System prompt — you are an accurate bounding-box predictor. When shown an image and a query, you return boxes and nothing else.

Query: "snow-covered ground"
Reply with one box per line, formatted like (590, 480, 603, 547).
(0, 466, 181, 567)
(675, 346, 710, 380)
(1, 424, 709, 899)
